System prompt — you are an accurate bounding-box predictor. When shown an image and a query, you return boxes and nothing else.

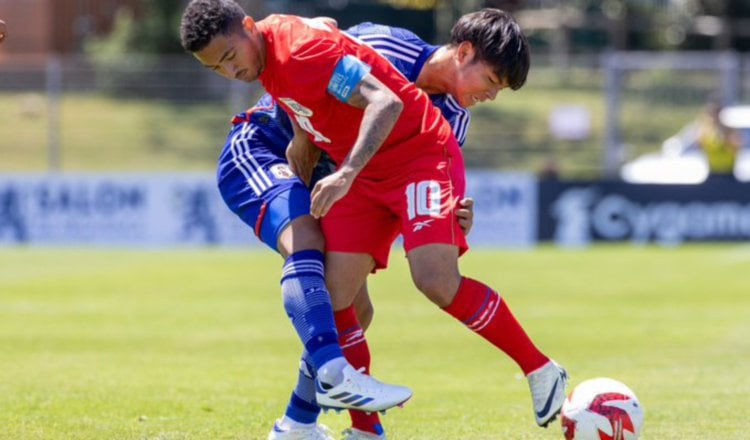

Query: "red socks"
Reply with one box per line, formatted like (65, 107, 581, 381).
(331, 277, 546, 435)
(334, 306, 383, 436)
(443, 277, 549, 375)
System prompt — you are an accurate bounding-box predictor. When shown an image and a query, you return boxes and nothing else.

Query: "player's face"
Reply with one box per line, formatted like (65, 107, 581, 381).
(193, 22, 265, 83)
(453, 44, 509, 108)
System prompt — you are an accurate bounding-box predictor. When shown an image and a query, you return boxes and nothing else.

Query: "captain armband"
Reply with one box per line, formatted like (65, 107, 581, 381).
(327, 55, 372, 102)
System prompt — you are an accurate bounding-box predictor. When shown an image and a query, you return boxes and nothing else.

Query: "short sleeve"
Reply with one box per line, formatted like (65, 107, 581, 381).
(282, 37, 343, 99)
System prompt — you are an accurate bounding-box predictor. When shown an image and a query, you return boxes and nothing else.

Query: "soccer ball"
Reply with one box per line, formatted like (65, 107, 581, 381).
(561, 377, 644, 440)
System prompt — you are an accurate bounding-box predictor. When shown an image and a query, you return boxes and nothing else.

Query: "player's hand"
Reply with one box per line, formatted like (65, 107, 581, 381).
(310, 170, 354, 218)
(286, 134, 321, 186)
(0, 20, 7, 43)
(456, 197, 474, 236)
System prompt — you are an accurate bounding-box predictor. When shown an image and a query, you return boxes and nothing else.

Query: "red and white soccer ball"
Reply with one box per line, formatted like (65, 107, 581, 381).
(561, 378, 644, 440)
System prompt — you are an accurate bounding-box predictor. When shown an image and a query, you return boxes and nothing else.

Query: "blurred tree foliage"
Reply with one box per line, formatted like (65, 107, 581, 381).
(507, 0, 749, 53)
(84, 0, 185, 98)
(84, 8, 135, 61)
(130, 0, 185, 54)
(86, 0, 183, 56)
(378, 0, 437, 9)
(83, 0, 749, 60)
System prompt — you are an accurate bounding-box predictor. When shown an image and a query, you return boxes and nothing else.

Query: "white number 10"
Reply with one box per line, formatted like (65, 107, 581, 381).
(406, 180, 441, 220)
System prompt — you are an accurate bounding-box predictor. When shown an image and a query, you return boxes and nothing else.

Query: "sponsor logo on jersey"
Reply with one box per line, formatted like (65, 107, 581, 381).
(412, 219, 434, 232)
(270, 164, 295, 180)
(278, 98, 313, 117)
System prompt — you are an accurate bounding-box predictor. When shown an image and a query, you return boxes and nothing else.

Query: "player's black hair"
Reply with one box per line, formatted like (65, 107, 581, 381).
(180, 0, 246, 53)
(449, 8, 530, 90)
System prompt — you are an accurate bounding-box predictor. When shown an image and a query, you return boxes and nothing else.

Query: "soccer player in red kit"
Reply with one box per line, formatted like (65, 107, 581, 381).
(181, 0, 568, 433)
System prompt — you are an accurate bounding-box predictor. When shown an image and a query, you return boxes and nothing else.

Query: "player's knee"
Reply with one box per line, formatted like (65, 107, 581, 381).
(278, 215, 325, 255)
(355, 301, 374, 330)
(412, 273, 456, 308)
(301, 231, 325, 252)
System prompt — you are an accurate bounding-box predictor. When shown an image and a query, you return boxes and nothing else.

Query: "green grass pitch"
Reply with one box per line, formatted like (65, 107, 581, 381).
(1, 245, 749, 439)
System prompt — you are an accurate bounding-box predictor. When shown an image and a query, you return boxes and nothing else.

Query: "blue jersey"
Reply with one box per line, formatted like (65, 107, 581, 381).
(346, 22, 470, 146)
(228, 93, 294, 159)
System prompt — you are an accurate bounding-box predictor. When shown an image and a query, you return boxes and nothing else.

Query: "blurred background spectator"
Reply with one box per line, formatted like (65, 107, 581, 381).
(698, 101, 741, 180)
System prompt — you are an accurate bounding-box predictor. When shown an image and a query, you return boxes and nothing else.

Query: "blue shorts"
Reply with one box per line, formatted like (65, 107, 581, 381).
(217, 114, 310, 252)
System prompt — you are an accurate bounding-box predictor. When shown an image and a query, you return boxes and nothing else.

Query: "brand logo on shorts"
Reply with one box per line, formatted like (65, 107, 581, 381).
(412, 219, 434, 232)
(278, 98, 313, 117)
(270, 164, 295, 180)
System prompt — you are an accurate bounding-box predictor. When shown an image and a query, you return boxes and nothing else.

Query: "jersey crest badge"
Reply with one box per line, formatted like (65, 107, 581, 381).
(278, 98, 313, 117)
(270, 164, 295, 180)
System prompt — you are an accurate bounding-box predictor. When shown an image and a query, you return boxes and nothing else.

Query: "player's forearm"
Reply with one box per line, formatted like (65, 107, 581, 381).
(340, 79, 403, 176)
(287, 120, 321, 184)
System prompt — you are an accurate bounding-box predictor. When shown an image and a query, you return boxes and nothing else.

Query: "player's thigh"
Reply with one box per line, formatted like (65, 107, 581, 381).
(218, 177, 312, 252)
(325, 251, 375, 311)
(217, 128, 312, 253)
(258, 183, 320, 255)
(277, 214, 324, 258)
(320, 181, 400, 270)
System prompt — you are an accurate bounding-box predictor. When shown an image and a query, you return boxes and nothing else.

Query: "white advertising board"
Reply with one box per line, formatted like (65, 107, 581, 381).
(0, 173, 256, 247)
(464, 171, 537, 247)
(0, 171, 538, 248)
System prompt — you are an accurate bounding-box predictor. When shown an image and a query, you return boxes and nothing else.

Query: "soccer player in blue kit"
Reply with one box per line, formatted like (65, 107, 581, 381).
(209, 11, 561, 440)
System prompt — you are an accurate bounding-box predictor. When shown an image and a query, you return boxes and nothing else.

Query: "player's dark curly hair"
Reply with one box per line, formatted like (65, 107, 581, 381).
(449, 8, 530, 90)
(180, 0, 246, 53)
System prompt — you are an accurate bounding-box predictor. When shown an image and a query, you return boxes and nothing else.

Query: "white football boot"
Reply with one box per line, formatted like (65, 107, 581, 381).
(527, 359, 568, 427)
(267, 419, 335, 440)
(315, 365, 412, 413)
(341, 427, 387, 440)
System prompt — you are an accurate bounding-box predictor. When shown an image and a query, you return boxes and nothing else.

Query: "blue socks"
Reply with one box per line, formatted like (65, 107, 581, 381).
(280, 250, 343, 372)
(283, 353, 320, 424)
(280, 250, 345, 425)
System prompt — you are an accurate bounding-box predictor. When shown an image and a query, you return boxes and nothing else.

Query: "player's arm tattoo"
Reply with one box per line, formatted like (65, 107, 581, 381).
(340, 73, 403, 173)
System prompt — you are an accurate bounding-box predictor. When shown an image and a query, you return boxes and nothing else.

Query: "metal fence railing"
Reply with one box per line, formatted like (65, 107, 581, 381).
(1, 52, 746, 178)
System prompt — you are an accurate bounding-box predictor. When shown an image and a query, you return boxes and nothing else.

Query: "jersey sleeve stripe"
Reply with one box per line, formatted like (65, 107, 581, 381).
(230, 124, 274, 196)
(359, 33, 422, 51)
(445, 95, 470, 146)
(239, 141, 274, 194)
(359, 35, 422, 58)
(369, 48, 418, 64)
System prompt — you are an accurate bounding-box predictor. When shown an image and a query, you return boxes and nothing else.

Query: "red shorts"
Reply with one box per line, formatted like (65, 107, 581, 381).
(320, 139, 468, 270)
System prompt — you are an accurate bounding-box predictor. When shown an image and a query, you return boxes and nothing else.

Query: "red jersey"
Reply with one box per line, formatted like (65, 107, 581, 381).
(257, 14, 455, 176)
